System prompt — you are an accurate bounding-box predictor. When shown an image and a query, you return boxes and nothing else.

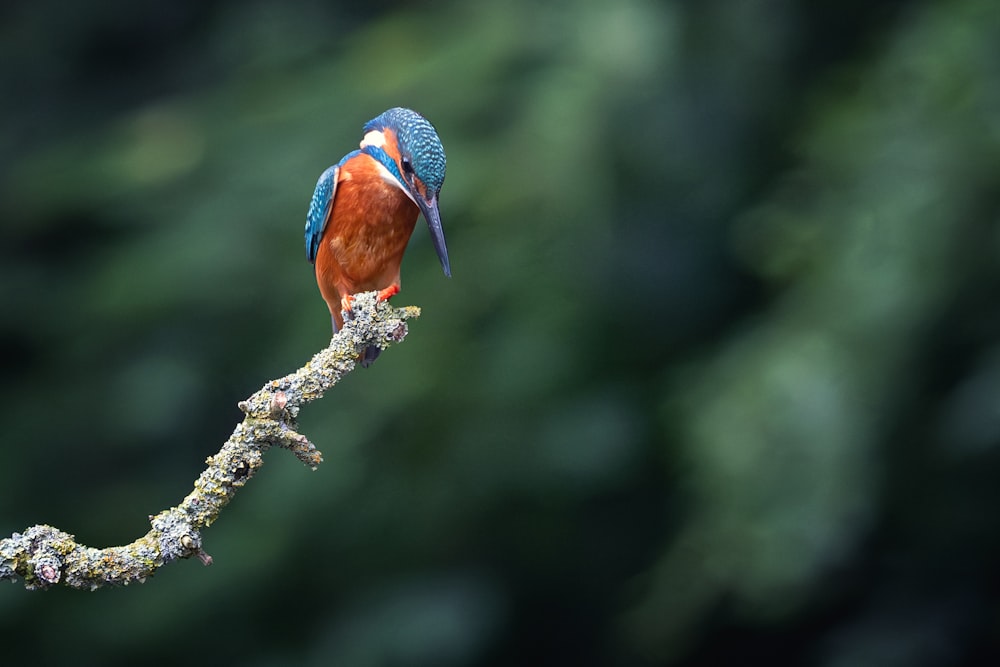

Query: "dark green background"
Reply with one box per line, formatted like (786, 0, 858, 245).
(2, 1, 999, 664)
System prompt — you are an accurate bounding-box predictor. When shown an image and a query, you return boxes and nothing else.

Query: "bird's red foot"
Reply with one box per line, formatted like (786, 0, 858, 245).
(376, 285, 400, 302)
(340, 294, 356, 318)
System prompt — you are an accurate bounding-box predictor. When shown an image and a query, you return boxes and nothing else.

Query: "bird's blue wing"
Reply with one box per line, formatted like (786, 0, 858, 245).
(305, 165, 339, 264)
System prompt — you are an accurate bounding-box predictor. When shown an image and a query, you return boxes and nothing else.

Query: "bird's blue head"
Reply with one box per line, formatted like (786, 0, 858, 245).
(362, 107, 450, 276)
(364, 107, 446, 194)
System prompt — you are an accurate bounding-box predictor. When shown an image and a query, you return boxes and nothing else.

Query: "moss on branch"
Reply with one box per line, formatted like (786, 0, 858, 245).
(0, 292, 419, 590)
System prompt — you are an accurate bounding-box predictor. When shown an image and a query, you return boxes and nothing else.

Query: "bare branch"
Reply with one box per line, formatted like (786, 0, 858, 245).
(0, 292, 420, 590)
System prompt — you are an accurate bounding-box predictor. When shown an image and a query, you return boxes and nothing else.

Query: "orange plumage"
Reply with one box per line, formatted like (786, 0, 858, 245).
(314, 150, 418, 331)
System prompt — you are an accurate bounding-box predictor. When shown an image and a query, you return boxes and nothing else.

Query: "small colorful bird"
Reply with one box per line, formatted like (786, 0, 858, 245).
(305, 107, 450, 366)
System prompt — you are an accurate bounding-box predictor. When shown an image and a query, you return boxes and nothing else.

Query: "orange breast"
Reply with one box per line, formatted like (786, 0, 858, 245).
(314, 154, 419, 324)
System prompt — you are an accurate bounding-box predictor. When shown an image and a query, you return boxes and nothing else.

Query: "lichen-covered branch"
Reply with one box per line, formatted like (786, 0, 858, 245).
(0, 292, 419, 591)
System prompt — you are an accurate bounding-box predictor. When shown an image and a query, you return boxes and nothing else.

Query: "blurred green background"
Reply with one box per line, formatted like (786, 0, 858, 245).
(2, 0, 1000, 664)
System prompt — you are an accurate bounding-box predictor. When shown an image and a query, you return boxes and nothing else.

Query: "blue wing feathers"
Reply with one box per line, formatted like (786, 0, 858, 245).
(305, 165, 339, 264)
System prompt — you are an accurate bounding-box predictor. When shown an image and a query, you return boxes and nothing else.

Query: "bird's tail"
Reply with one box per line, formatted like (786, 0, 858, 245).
(360, 345, 381, 368)
(333, 312, 380, 367)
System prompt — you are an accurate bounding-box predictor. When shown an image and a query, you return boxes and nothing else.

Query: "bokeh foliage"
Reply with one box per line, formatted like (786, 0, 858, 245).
(2, 0, 999, 664)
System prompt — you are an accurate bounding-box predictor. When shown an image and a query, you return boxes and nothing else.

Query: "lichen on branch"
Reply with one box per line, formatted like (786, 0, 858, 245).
(0, 292, 419, 591)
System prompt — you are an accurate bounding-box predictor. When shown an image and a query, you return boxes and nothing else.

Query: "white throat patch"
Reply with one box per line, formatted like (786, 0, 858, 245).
(372, 161, 416, 204)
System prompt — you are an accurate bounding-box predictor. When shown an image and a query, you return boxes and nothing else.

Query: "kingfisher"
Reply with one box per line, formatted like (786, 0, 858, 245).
(304, 107, 450, 366)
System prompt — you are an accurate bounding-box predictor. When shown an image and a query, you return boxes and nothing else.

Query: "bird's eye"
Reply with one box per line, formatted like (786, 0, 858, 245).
(401, 157, 414, 174)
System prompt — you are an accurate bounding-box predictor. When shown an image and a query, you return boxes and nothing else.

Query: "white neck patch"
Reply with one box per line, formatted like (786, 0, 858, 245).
(360, 129, 416, 204)
(360, 130, 386, 149)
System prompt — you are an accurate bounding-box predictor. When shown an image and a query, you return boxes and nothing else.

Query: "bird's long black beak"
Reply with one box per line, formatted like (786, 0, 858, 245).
(417, 193, 451, 277)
